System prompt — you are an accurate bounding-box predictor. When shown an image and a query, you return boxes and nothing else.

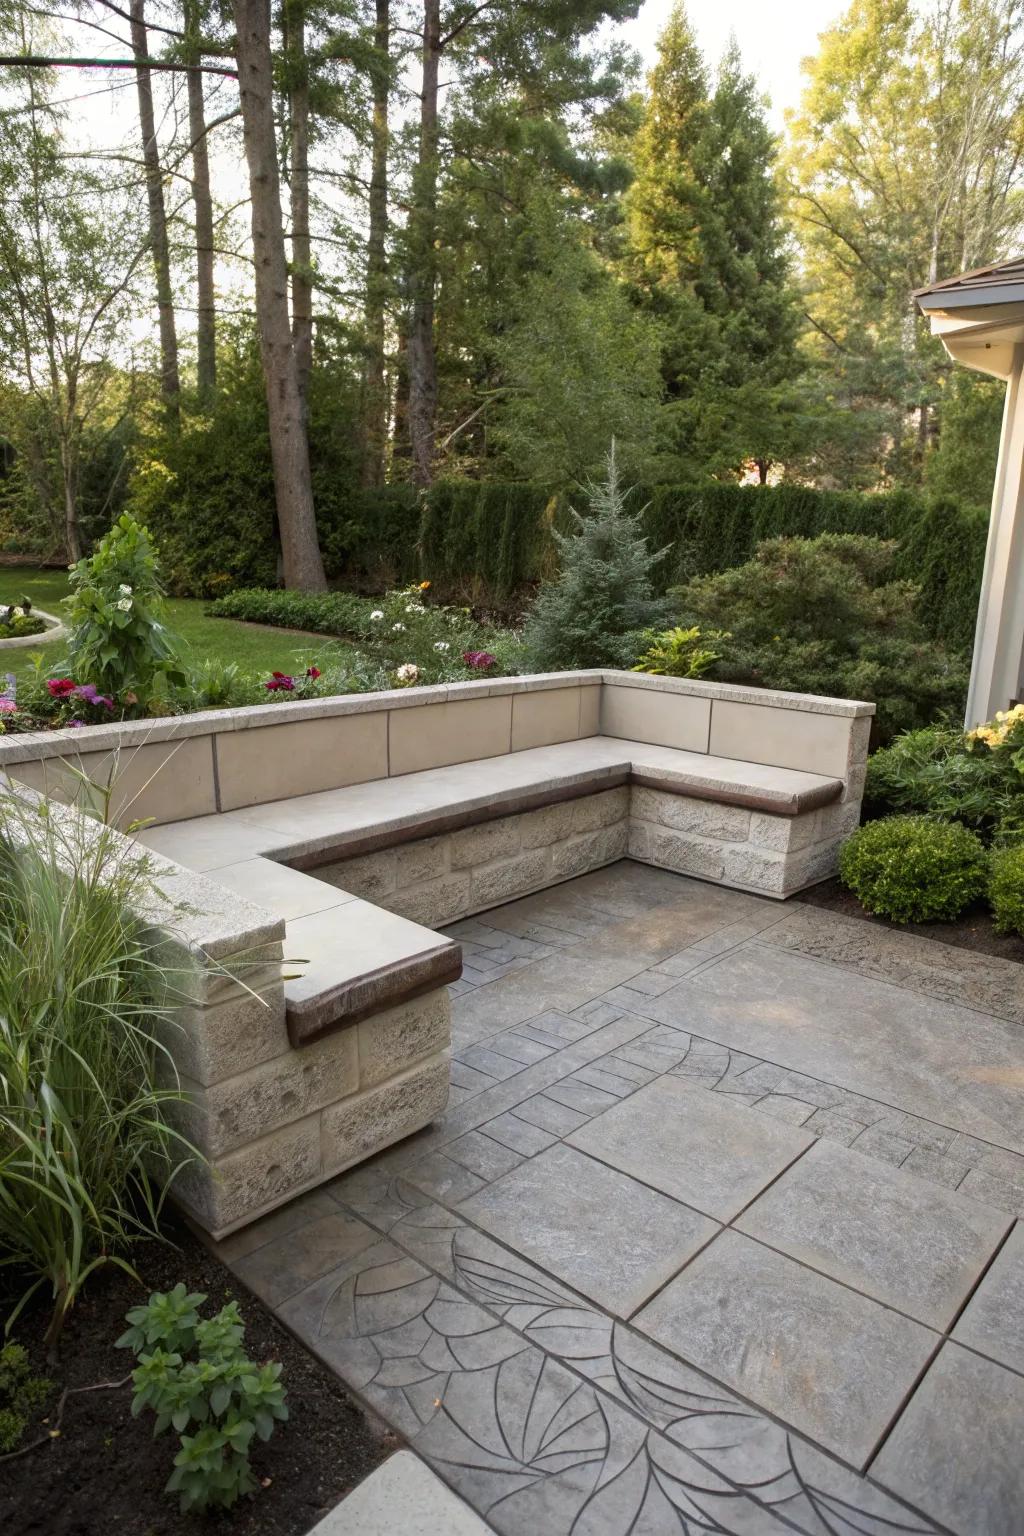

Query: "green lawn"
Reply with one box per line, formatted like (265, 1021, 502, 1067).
(0, 567, 356, 680)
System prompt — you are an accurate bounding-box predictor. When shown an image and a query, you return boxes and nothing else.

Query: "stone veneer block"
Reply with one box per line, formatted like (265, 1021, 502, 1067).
(510, 687, 582, 751)
(216, 712, 388, 810)
(388, 695, 512, 775)
(13, 735, 217, 828)
(167, 981, 290, 1088)
(320, 1053, 450, 1175)
(356, 990, 451, 1088)
(179, 1028, 359, 1157)
(177, 1112, 323, 1235)
(601, 684, 711, 753)
(709, 699, 853, 778)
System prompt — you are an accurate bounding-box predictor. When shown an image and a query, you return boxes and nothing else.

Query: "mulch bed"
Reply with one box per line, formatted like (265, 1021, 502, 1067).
(0, 1217, 398, 1536)
(800, 878, 1024, 965)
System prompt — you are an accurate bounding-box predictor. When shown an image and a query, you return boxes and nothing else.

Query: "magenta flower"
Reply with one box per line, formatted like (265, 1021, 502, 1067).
(72, 683, 114, 709)
(47, 677, 77, 698)
(0, 699, 15, 714)
(462, 650, 496, 671)
(265, 671, 295, 692)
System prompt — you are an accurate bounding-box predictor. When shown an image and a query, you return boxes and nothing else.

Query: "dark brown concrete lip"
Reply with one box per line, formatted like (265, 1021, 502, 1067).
(629, 770, 842, 817)
(286, 941, 463, 1047)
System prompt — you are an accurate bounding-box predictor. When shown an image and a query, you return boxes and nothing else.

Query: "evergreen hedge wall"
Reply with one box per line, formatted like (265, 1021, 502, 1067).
(338, 481, 986, 650)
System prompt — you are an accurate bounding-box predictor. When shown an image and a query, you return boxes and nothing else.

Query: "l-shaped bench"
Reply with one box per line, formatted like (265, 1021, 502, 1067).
(0, 670, 873, 1237)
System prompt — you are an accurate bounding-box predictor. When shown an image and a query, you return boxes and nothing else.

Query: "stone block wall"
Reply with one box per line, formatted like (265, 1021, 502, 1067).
(171, 979, 451, 1239)
(309, 786, 631, 927)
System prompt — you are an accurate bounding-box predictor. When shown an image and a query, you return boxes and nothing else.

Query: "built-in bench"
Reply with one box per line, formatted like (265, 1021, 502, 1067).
(0, 671, 873, 1238)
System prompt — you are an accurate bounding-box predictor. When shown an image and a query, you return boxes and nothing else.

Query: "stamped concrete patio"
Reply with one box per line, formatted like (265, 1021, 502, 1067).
(211, 861, 1024, 1536)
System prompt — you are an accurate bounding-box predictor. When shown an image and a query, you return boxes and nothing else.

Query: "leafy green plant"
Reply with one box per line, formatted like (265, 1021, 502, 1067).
(65, 514, 186, 712)
(838, 814, 989, 923)
(674, 533, 969, 744)
(0, 785, 192, 1352)
(0, 1342, 53, 1453)
(866, 719, 1024, 841)
(523, 444, 670, 670)
(0, 605, 46, 639)
(632, 624, 727, 678)
(118, 1285, 288, 1513)
(989, 844, 1024, 937)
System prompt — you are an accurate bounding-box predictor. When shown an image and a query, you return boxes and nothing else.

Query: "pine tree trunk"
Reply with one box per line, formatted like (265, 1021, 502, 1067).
(184, 0, 216, 403)
(407, 0, 440, 489)
(233, 0, 326, 590)
(129, 0, 180, 425)
(284, 0, 313, 408)
(359, 0, 390, 488)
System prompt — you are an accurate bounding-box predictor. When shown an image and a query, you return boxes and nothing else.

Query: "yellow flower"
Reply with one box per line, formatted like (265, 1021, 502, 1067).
(419, 580, 431, 590)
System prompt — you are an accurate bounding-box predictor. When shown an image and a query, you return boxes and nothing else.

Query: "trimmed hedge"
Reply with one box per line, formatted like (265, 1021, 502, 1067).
(408, 482, 988, 647)
(838, 815, 990, 923)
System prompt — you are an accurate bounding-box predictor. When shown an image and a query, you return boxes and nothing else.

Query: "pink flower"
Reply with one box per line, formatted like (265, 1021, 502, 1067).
(47, 677, 77, 698)
(265, 671, 295, 692)
(0, 699, 15, 714)
(462, 650, 496, 671)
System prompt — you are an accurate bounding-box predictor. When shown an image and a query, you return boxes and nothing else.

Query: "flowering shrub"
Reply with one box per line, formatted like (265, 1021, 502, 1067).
(263, 666, 321, 694)
(65, 514, 186, 713)
(868, 715, 1024, 845)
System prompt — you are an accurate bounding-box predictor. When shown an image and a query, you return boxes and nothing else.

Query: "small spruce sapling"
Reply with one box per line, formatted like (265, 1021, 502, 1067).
(522, 442, 671, 670)
(117, 1283, 288, 1513)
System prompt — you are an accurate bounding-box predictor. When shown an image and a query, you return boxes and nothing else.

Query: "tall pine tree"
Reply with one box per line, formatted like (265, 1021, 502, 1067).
(625, 8, 804, 480)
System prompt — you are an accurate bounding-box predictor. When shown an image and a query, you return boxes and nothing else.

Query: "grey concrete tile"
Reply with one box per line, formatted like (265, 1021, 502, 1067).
(635, 1229, 938, 1467)
(449, 1060, 498, 1094)
(898, 1115, 956, 1153)
(568, 1074, 813, 1222)
(456, 1043, 528, 1081)
(804, 1106, 868, 1145)
(478, 1110, 558, 1156)
(518, 1009, 596, 1044)
(482, 1031, 555, 1066)
(601, 1053, 659, 1087)
(736, 1139, 1011, 1329)
(311, 1450, 493, 1534)
(450, 948, 646, 1039)
(569, 998, 625, 1029)
(212, 1187, 342, 1263)
(459, 1142, 719, 1316)
(959, 1168, 1024, 1214)
(902, 1147, 971, 1189)
(231, 1210, 379, 1307)
(613, 1024, 692, 1073)
(851, 1122, 917, 1167)
(953, 1223, 1024, 1373)
(872, 1342, 1024, 1536)
(513, 1093, 590, 1137)
(569, 1061, 651, 1097)
(406, 1151, 488, 1205)
(640, 944, 1024, 1151)
(754, 1094, 816, 1128)
(443, 1130, 525, 1183)
(543, 1077, 621, 1117)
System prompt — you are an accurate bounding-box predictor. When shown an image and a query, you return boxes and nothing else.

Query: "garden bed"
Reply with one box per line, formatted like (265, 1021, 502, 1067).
(0, 1216, 397, 1536)
(801, 877, 1024, 965)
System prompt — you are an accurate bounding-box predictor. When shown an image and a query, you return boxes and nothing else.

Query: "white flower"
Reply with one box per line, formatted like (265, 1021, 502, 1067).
(370, 610, 383, 621)
(405, 602, 426, 614)
(396, 662, 419, 682)
(392, 621, 405, 632)
(116, 597, 133, 612)
(118, 583, 133, 596)
(433, 641, 449, 652)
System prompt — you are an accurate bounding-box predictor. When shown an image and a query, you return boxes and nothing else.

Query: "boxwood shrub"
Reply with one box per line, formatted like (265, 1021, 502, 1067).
(838, 815, 989, 923)
(989, 844, 1024, 937)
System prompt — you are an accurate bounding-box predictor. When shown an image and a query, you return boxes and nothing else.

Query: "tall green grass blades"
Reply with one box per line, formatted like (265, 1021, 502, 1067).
(0, 785, 193, 1353)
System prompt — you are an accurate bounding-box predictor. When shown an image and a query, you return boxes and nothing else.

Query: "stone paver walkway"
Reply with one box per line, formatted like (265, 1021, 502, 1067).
(213, 862, 1024, 1536)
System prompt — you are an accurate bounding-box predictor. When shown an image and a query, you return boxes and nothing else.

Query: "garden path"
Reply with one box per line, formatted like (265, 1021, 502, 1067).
(213, 862, 1024, 1536)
